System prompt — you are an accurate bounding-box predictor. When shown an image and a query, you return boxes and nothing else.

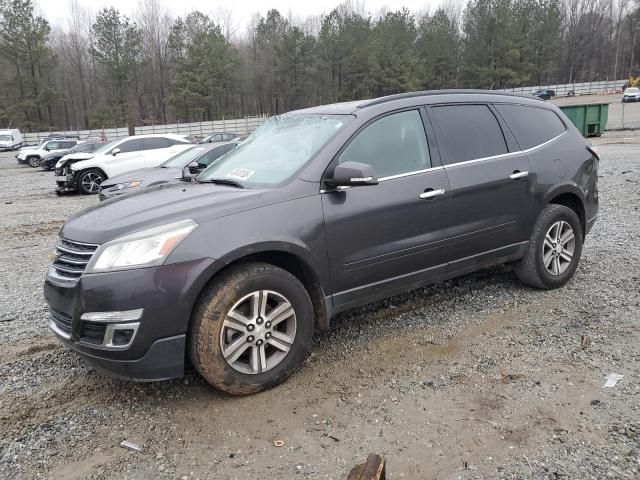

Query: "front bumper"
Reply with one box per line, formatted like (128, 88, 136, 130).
(44, 258, 215, 381)
(55, 167, 78, 192)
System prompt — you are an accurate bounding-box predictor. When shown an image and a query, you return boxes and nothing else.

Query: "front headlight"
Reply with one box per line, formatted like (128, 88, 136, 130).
(114, 180, 142, 191)
(85, 219, 198, 273)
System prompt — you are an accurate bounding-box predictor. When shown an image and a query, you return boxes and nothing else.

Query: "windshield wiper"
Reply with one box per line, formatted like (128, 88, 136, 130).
(197, 178, 245, 189)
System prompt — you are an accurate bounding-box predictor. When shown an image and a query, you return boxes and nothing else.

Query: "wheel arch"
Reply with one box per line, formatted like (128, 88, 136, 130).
(545, 186, 586, 236)
(192, 247, 331, 332)
(76, 166, 108, 179)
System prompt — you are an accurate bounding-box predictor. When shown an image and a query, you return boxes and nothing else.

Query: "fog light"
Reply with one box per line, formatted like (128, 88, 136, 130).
(112, 328, 135, 346)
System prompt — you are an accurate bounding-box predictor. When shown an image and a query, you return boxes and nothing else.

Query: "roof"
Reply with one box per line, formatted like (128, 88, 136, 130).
(118, 133, 195, 141)
(292, 89, 542, 115)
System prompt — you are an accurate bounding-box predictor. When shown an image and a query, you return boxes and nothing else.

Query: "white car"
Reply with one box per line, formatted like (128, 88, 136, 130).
(622, 87, 640, 103)
(55, 134, 194, 194)
(17, 138, 78, 167)
(0, 129, 23, 151)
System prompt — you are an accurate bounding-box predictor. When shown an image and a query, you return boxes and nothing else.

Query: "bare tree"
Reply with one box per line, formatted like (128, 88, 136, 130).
(212, 6, 238, 41)
(53, 0, 94, 129)
(136, 0, 172, 123)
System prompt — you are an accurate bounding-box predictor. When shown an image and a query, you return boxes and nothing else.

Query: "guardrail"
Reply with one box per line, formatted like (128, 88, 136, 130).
(21, 115, 269, 144)
(500, 79, 627, 97)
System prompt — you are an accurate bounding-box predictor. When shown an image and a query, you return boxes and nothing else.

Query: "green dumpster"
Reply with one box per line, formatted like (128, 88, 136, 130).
(559, 103, 609, 137)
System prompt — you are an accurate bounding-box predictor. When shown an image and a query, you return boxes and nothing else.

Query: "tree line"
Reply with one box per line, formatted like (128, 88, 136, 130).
(0, 0, 638, 132)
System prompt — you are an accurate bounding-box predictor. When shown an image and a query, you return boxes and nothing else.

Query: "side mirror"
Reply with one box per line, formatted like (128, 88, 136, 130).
(111, 148, 121, 156)
(182, 162, 199, 180)
(325, 161, 379, 188)
(187, 161, 202, 174)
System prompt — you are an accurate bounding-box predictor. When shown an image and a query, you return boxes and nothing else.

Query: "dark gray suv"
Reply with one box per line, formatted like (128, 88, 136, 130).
(44, 91, 598, 395)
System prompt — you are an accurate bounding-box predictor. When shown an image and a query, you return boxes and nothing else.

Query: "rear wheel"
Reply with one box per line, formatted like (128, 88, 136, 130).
(189, 263, 314, 395)
(515, 204, 583, 289)
(28, 156, 40, 168)
(77, 169, 105, 195)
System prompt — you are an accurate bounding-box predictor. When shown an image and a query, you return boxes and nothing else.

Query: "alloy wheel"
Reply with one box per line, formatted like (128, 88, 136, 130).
(81, 172, 103, 193)
(220, 290, 297, 375)
(543, 220, 575, 276)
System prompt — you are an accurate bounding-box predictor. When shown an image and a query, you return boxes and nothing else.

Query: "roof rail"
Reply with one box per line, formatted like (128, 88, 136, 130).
(356, 89, 531, 109)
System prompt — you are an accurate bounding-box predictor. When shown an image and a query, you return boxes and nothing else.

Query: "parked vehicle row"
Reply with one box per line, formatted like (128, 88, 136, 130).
(10, 130, 250, 198)
(54, 134, 194, 194)
(44, 90, 598, 395)
(99, 141, 238, 200)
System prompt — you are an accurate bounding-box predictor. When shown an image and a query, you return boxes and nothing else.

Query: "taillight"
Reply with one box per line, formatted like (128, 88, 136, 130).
(586, 145, 600, 161)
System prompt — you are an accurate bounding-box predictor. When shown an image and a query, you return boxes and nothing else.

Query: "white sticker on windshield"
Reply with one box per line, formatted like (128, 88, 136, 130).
(226, 168, 255, 181)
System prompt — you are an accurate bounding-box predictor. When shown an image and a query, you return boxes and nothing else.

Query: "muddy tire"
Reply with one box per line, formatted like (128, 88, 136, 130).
(189, 262, 314, 395)
(515, 204, 583, 289)
(28, 156, 40, 168)
(76, 169, 105, 195)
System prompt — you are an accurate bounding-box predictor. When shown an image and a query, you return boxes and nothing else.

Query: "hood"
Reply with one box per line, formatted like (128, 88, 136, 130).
(19, 146, 39, 153)
(61, 181, 267, 244)
(57, 152, 94, 168)
(43, 149, 71, 160)
(101, 167, 182, 188)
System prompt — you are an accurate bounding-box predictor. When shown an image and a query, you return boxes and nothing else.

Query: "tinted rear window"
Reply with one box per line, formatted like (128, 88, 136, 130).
(431, 104, 508, 165)
(495, 104, 566, 150)
(144, 137, 171, 149)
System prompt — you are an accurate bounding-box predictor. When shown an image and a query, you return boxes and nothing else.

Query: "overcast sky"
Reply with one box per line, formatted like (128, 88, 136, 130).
(40, 0, 441, 31)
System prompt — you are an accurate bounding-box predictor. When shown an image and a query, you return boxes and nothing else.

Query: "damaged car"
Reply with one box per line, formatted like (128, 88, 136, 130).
(55, 134, 194, 195)
(99, 141, 238, 201)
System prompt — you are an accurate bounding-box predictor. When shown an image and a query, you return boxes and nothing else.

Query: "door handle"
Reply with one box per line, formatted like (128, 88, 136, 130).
(509, 170, 529, 180)
(419, 188, 445, 199)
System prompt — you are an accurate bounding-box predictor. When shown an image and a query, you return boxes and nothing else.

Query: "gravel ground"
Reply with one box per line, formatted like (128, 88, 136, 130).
(0, 137, 639, 480)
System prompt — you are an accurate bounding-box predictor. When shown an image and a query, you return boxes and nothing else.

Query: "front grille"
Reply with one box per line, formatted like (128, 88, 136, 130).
(55, 167, 63, 176)
(80, 322, 107, 345)
(52, 238, 99, 280)
(50, 308, 72, 335)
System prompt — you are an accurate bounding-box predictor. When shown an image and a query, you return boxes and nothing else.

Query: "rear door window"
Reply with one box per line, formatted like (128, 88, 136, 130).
(431, 104, 508, 165)
(495, 104, 566, 150)
(118, 139, 145, 153)
(338, 110, 431, 178)
(143, 137, 171, 150)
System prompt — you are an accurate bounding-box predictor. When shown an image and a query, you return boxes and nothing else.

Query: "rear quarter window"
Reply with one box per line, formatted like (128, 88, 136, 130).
(495, 104, 566, 150)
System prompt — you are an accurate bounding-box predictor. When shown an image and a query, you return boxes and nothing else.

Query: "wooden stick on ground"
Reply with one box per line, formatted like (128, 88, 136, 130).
(347, 454, 386, 480)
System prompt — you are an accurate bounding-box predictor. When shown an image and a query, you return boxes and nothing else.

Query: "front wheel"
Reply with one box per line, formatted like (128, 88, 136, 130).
(189, 263, 314, 395)
(514, 204, 584, 289)
(76, 169, 105, 194)
(28, 156, 40, 168)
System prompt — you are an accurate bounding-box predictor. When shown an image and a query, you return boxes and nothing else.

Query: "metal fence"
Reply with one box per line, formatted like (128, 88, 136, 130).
(22, 115, 269, 144)
(499, 79, 627, 97)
